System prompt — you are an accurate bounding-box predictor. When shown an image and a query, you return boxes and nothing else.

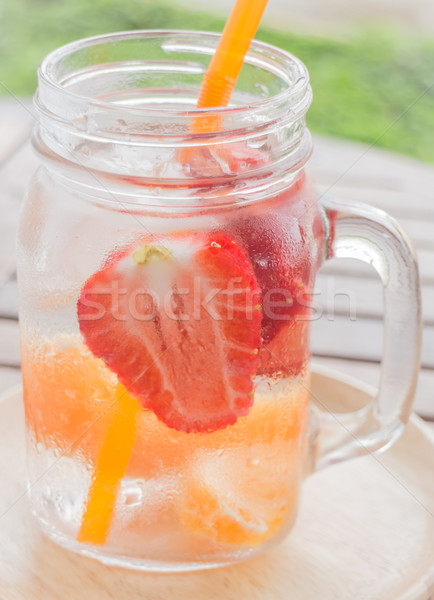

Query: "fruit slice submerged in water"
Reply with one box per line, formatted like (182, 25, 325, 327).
(22, 338, 118, 456)
(228, 173, 321, 376)
(178, 445, 300, 547)
(177, 378, 309, 547)
(77, 232, 262, 433)
(258, 319, 310, 378)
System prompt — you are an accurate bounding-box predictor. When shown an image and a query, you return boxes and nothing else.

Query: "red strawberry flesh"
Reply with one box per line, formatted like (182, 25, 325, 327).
(77, 233, 262, 433)
(227, 173, 322, 377)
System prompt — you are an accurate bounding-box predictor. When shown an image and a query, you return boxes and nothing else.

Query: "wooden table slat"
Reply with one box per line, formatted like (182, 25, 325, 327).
(0, 319, 21, 368)
(315, 273, 434, 324)
(311, 356, 434, 420)
(0, 366, 22, 394)
(0, 277, 18, 320)
(311, 136, 434, 205)
(0, 100, 34, 167)
(311, 313, 434, 369)
(0, 142, 38, 285)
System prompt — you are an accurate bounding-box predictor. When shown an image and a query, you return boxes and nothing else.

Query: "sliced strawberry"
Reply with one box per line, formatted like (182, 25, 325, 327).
(77, 233, 262, 433)
(229, 213, 312, 344)
(258, 319, 310, 377)
(227, 173, 322, 376)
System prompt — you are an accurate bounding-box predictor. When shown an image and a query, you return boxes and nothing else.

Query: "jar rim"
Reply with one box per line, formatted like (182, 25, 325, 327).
(38, 29, 310, 123)
(35, 30, 312, 187)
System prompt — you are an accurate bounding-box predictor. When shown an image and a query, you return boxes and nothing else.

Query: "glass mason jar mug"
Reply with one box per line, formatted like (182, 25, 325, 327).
(18, 31, 421, 571)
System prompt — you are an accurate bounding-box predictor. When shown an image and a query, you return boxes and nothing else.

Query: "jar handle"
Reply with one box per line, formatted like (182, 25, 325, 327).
(314, 196, 422, 469)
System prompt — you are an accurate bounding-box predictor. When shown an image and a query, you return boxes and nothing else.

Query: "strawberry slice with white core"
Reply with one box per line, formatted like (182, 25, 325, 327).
(77, 233, 262, 433)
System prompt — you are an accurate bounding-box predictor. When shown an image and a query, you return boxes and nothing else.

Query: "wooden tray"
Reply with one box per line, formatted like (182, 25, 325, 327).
(1, 369, 433, 600)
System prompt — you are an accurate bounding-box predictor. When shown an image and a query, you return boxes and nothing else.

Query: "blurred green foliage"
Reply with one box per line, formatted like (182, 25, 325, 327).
(1, 0, 433, 162)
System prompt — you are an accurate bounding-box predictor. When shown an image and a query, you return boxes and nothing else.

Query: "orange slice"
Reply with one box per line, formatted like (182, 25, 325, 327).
(178, 443, 301, 547)
(180, 482, 285, 547)
(22, 336, 118, 457)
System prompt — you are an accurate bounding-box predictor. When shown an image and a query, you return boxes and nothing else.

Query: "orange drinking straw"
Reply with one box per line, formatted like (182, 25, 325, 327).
(77, 385, 140, 545)
(78, 0, 269, 546)
(196, 0, 269, 111)
(185, 0, 268, 150)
